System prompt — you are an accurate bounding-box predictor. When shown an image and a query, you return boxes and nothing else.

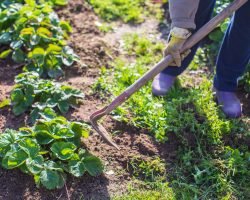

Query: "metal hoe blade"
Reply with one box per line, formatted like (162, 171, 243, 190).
(90, 107, 120, 150)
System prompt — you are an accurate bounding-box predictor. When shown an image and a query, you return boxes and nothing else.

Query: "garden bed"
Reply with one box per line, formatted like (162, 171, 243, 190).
(0, 0, 249, 199)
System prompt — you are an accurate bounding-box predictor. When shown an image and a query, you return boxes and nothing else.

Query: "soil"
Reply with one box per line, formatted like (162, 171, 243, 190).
(0, 1, 178, 200)
(0, 1, 249, 199)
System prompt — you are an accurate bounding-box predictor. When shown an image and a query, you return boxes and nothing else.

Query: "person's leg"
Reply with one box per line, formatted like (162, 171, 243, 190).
(162, 0, 216, 76)
(214, 1, 250, 118)
(214, 1, 250, 92)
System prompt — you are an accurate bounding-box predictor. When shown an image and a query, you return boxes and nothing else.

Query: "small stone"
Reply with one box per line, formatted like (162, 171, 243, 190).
(105, 170, 115, 175)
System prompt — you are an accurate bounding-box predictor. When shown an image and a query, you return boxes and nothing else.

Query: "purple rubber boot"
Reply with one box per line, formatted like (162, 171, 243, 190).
(215, 89, 242, 118)
(152, 73, 176, 96)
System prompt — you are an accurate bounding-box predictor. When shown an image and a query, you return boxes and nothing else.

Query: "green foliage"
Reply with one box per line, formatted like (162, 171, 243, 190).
(0, 99, 10, 108)
(88, 0, 167, 23)
(0, 117, 103, 190)
(11, 72, 84, 123)
(129, 156, 166, 182)
(94, 34, 229, 143)
(240, 64, 250, 92)
(114, 181, 176, 200)
(0, 0, 78, 78)
(95, 34, 250, 198)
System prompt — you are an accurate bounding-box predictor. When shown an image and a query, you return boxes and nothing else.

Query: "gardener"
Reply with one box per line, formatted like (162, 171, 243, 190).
(152, 0, 250, 118)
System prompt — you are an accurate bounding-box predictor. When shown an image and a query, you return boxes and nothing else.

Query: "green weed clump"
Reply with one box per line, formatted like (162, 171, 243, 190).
(88, 0, 167, 23)
(94, 34, 229, 143)
(129, 156, 166, 182)
(95, 34, 250, 199)
(0, 117, 103, 190)
(114, 181, 176, 200)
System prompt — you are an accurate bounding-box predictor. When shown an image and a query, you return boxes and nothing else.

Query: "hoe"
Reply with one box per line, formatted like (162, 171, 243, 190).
(89, 0, 248, 150)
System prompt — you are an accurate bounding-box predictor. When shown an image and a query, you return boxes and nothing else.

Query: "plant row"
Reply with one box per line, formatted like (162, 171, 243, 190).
(0, 0, 103, 190)
(0, 117, 103, 190)
(0, 0, 77, 78)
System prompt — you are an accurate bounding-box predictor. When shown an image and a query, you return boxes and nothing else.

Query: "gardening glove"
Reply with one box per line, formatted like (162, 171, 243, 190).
(164, 27, 192, 67)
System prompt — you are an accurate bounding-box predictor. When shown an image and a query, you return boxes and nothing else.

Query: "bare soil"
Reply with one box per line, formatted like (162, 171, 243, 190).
(0, 1, 249, 199)
(0, 1, 179, 199)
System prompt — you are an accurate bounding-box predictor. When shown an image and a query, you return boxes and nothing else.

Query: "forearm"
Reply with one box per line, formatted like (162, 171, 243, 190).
(169, 0, 200, 29)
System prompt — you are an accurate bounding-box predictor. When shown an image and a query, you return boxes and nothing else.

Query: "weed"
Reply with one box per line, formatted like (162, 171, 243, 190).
(94, 33, 250, 199)
(113, 180, 176, 200)
(129, 156, 166, 182)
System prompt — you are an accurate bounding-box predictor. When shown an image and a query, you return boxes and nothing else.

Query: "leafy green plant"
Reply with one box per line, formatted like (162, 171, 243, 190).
(129, 156, 166, 182)
(11, 72, 84, 123)
(0, 117, 103, 190)
(0, 0, 78, 78)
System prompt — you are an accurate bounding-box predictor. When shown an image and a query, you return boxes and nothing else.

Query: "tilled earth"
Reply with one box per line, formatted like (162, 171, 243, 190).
(1, 1, 250, 199)
(0, 1, 179, 199)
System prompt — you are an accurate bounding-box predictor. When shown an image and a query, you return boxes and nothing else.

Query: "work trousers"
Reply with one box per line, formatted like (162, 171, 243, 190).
(162, 0, 250, 91)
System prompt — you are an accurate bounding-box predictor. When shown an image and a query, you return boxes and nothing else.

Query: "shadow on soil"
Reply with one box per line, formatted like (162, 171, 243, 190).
(0, 168, 111, 200)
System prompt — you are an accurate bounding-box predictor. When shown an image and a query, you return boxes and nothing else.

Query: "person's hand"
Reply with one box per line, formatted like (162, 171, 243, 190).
(164, 27, 191, 67)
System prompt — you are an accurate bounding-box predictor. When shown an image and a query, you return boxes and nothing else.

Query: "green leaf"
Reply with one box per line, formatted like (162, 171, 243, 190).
(50, 142, 76, 160)
(0, 32, 12, 44)
(67, 160, 86, 177)
(37, 27, 52, 38)
(47, 44, 62, 54)
(39, 169, 64, 190)
(24, 0, 36, 6)
(11, 88, 24, 103)
(28, 47, 45, 66)
(26, 155, 44, 174)
(209, 29, 223, 43)
(19, 138, 40, 158)
(0, 99, 10, 108)
(47, 67, 64, 79)
(30, 35, 40, 46)
(71, 122, 89, 138)
(12, 49, 26, 63)
(10, 41, 23, 50)
(0, 49, 12, 59)
(0, 130, 16, 156)
(2, 144, 29, 169)
(58, 101, 69, 113)
(44, 160, 63, 172)
(59, 21, 72, 32)
(62, 46, 78, 66)
(53, 127, 75, 139)
(20, 27, 34, 36)
(35, 130, 54, 145)
(13, 104, 27, 116)
(82, 154, 103, 176)
(54, 0, 68, 6)
(61, 86, 84, 98)
(30, 108, 40, 124)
